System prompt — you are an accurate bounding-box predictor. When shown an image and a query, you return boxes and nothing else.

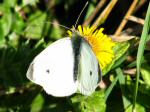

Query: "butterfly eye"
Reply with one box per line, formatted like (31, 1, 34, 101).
(46, 69, 50, 74)
(90, 71, 92, 76)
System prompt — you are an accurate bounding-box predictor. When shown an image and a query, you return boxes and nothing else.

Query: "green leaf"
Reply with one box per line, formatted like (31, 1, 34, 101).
(113, 42, 130, 62)
(22, 0, 39, 6)
(0, 108, 7, 112)
(138, 83, 150, 96)
(136, 90, 150, 108)
(141, 64, 150, 86)
(84, 2, 95, 20)
(24, 11, 47, 39)
(125, 104, 145, 112)
(4, 0, 17, 8)
(0, 8, 12, 36)
(31, 93, 44, 112)
(11, 13, 25, 34)
(71, 91, 106, 112)
(8, 32, 19, 47)
(49, 26, 63, 40)
(111, 52, 128, 69)
(102, 41, 130, 75)
(0, 22, 5, 45)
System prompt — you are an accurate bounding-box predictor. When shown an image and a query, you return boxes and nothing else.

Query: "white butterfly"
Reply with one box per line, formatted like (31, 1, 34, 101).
(26, 32, 101, 97)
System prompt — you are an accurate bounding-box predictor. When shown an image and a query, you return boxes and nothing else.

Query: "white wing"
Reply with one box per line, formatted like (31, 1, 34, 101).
(77, 38, 101, 95)
(26, 37, 77, 97)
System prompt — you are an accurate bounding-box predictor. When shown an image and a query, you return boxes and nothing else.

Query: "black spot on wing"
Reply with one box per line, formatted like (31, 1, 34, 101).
(46, 69, 50, 74)
(90, 71, 92, 76)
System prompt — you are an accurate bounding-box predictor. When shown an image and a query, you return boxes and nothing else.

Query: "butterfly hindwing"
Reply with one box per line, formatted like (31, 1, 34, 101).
(77, 37, 101, 95)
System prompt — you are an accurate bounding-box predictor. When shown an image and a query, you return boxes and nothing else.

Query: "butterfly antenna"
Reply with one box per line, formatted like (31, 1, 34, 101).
(74, 1, 89, 29)
(45, 21, 71, 30)
(25, 21, 72, 34)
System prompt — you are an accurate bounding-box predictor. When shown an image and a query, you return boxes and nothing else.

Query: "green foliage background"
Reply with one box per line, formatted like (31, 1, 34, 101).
(0, 0, 150, 112)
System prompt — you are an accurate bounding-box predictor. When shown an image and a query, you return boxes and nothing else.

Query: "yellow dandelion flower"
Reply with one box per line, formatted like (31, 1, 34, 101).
(68, 25, 115, 70)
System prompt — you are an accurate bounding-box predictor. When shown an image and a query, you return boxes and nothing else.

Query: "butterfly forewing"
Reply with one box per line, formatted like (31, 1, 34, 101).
(27, 37, 78, 97)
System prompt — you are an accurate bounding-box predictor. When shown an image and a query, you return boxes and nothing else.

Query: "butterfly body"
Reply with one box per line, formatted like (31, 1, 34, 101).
(27, 33, 101, 97)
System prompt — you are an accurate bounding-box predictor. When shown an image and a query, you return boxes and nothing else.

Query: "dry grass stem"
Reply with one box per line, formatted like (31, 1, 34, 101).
(92, 0, 118, 27)
(127, 15, 144, 25)
(133, 0, 147, 13)
(115, 0, 139, 36)
(83, 0, 107, 26)
(111, 35, 136, 42)
(124, 68, 137, 75)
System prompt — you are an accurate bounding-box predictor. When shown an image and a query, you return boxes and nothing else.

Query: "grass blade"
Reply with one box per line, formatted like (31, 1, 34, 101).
(116, 68, 131, 109)
(133, 2, 150, 111)
(105, 75, 119, 101)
